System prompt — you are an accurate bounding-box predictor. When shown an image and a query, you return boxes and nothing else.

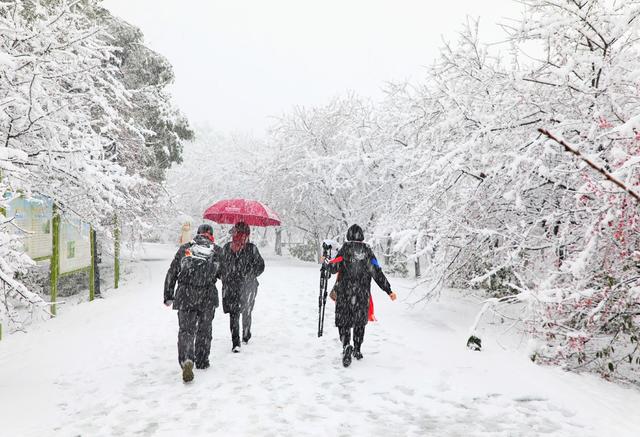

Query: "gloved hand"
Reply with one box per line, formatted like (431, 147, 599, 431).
(329, 289, 337, 302)
(389, 292, 397, 301)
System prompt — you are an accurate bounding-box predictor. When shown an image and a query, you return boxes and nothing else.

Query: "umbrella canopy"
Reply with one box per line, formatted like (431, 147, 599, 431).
(203, 198, 281, 227)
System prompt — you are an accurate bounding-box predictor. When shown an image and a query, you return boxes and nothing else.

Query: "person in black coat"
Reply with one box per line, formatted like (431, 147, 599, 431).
(164, 224, 220, 382)
(326, 224, 397, 367)
(218, 221, 265, 352)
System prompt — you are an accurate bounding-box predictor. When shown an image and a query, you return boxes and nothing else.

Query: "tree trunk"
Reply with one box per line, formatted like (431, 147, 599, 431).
(414, 239, 421, 278)
(315, 231, 322, 262)
(275, 228, 282, 256)
(91, 228, 101, 297)
(385, 234, 392, 265)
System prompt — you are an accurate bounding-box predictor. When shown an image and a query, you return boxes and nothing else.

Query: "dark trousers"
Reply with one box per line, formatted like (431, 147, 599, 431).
(178, 307, 215, 367)
(229, 309, 252, 347)
(339, 325, 365, 351)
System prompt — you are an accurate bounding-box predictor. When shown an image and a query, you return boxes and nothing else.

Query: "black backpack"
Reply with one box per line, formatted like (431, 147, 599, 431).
(178, 239, 217, 288)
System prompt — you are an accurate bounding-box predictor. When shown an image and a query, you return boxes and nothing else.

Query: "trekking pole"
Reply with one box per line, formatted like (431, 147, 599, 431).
(317, 242, 331, 337)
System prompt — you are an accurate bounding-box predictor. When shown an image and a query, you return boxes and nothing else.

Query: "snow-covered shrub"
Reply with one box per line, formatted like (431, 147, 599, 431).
(288, 240, 318, 262)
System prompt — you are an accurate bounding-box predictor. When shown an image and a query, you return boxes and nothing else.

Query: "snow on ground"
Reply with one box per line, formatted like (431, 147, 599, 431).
(1, 243, 640, 437)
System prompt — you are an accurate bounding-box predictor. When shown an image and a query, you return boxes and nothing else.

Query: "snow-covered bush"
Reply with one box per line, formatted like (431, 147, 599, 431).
(288, 240, 317, 262)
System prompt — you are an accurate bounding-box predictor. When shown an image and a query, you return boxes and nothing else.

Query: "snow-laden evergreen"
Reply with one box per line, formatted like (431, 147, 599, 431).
(0, 1, 191, 334)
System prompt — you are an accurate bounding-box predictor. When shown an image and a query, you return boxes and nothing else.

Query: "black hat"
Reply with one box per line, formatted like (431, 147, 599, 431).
(230, 221, 250, 235)
(346, 224, 364, 242)
(197, 224, 214, 235)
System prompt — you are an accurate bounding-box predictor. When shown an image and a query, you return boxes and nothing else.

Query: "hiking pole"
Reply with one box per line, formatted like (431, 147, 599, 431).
(317, 242, 332, 337)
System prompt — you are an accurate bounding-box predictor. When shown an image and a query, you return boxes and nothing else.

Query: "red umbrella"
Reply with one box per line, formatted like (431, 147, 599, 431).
(203, 198, 281, 227)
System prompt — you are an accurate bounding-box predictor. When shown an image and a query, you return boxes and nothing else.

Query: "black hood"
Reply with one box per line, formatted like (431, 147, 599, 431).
(197, 224, 214, 235)
(346, 224, 364, 242)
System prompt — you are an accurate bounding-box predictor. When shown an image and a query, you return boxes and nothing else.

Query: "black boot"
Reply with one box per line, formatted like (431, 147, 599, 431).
(353, 326, 365, 360)
(342, 345, 353, 368)
(196, 360, 210, 369)
(242, 314, 252, 344)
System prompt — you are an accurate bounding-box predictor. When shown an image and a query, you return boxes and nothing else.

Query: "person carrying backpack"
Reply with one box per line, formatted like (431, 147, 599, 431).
(218, 221, 265, 353)
(164, 224, 220, 383)
(325, 224, 397, 367)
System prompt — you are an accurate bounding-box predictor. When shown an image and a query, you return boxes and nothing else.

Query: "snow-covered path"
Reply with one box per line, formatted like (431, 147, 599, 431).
(2, 244, 640, 437)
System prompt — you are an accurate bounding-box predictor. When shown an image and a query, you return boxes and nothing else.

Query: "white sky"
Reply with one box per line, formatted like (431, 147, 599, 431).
(102, 0, 523, 135)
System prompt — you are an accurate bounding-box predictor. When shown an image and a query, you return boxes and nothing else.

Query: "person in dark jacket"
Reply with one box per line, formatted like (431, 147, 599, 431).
(218, 221, 265, 353)
(164, 224, 220, 382)
(326, 224, 397, 367)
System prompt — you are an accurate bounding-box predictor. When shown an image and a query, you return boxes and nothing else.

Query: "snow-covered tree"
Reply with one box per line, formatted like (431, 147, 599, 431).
(164, 125, 265, 241)
(262, 1, 640, 382)
(267, 97, 381, 242)
(99, 12, 193, 183)
(0, 0, 191, 334)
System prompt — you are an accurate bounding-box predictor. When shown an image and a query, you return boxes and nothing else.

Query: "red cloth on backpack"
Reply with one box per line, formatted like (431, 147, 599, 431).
(368, 295, 377, 322)
(332, 257, 378, 322)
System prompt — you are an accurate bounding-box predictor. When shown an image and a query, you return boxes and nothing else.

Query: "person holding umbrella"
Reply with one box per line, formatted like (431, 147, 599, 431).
(218, 221, 265, 352)
(203, 198, 279, 352)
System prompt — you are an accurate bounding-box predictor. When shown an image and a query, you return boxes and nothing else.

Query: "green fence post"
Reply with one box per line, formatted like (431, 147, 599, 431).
(114, 215, 120, 289)
(89, 225, 95, 301)
(0, 203, 4, 338)
(50, 204, 60, 317)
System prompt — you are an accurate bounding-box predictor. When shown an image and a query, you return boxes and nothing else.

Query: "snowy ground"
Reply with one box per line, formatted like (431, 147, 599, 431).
(2, 244, 640, 437)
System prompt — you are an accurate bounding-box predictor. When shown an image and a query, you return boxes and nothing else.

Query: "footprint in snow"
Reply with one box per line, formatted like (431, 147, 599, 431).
(514, 395, 547, 403)
(396, 385, 416, 397)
